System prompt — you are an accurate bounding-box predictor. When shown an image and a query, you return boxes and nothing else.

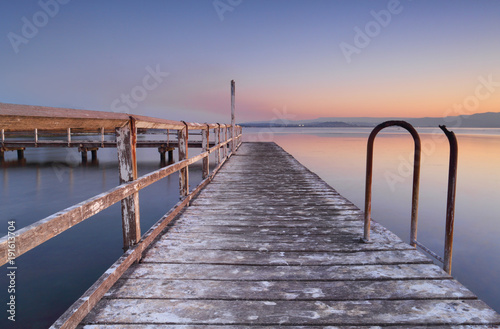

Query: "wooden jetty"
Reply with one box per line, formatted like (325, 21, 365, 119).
(0, 102, 226, 163)
(70, 142, 500, 328)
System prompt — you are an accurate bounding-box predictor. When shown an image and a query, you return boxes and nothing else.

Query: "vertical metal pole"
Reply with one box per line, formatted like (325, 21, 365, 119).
(1, 129, 4, 147)
(34, 128, 38, 147)
(202, 124, 210, 179)
(409, 136, 421, 248)
(215, 124, 221, 166)
(178, 122, 189, 198)
(363, 132, 375, 243)
(67, 128, 71, 147)
(116, 118, 141, 250)
(440, 125, 458, 274)
(231, 80, 235, 154)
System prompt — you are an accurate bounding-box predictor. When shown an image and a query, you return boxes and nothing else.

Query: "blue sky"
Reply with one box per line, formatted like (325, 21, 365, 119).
(1, 0, 499, 123)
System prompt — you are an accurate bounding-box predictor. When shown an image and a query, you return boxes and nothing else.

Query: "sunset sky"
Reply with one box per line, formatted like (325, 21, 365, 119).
(1, 0, 499, 123)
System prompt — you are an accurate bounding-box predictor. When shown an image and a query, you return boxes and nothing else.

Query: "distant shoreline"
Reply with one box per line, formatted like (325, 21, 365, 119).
(240, 111, 500, 128)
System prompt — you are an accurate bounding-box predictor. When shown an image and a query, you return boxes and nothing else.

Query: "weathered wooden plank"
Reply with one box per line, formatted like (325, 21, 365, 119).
(145, 236, 412, 252)
(81, 299, 500, 325)
(171, 218, 363, 228)
(158, 232, 399, 245)
(122, 263, 451, 281)
(141, 248, 432, 266)
(106, 278, 475, 300)
(165, 224, 367, 235)
(78, 325, 500, 329)
(179, 206, 361, 215)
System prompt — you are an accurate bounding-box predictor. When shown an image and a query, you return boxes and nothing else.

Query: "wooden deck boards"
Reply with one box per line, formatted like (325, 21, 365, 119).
(78, 142, 500, 328)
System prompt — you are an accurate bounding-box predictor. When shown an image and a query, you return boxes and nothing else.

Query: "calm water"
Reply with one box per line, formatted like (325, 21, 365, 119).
(1, 127, 500, 327)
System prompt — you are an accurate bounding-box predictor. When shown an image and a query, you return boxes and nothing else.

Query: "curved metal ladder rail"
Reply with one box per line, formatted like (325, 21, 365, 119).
(362, 121, 458, 275)
(362, 120, 422, 246)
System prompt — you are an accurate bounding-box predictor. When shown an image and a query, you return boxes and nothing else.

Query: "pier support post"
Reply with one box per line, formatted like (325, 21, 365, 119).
(158, 144, 167, 165)
(17, 149, 24, 160)
(91, 149, 98, 161)
(159, 149, 166, 163)
(178, 122, 189, 198)
(224, 125, 228, 159)
(202, 124, 210, 179)
(159, 144, 175, 166)
(116, 118, 141, 250)
(81, 151, 87, 163)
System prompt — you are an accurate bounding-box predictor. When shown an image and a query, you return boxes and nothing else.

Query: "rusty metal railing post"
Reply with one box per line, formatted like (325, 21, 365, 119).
(440, 125, 458, 274)
(362, 121, 421, 244)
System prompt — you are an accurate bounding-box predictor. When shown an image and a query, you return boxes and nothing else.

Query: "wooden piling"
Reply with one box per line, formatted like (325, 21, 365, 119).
(17, 149, 24, 160)
(202, 124, 209, 179)
(116, 118, 141, 250)
(215, 124, 221, 166)
(231, 80, 235, 154)
(178, 122, 189, 198)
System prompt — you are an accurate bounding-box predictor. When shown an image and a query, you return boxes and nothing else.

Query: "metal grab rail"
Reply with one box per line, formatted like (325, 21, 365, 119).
(362, 121, 421, 245)
(440, 125, 458, 274)
(362, 121, 459, 275)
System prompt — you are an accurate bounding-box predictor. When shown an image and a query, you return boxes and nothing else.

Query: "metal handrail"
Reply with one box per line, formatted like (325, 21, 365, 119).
(440, 125, 458, 274)
(362, 121, 459, 275)
(362, 121, 421, 245)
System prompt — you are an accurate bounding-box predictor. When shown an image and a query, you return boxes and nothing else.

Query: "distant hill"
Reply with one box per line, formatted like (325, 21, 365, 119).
(240, 112, 500, 128)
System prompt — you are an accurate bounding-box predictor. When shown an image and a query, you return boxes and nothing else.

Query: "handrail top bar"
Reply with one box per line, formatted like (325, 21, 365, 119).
(0, 102, 237, 131)
(368, 120, 421, 141)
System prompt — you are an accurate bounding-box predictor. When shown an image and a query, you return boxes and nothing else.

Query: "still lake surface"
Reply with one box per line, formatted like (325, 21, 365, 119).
(1, 126, 499, 328)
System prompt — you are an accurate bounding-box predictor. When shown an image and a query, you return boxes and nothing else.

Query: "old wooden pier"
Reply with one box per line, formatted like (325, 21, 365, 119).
(1, 102, 499, 327)
(66, 142, 499, 328)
